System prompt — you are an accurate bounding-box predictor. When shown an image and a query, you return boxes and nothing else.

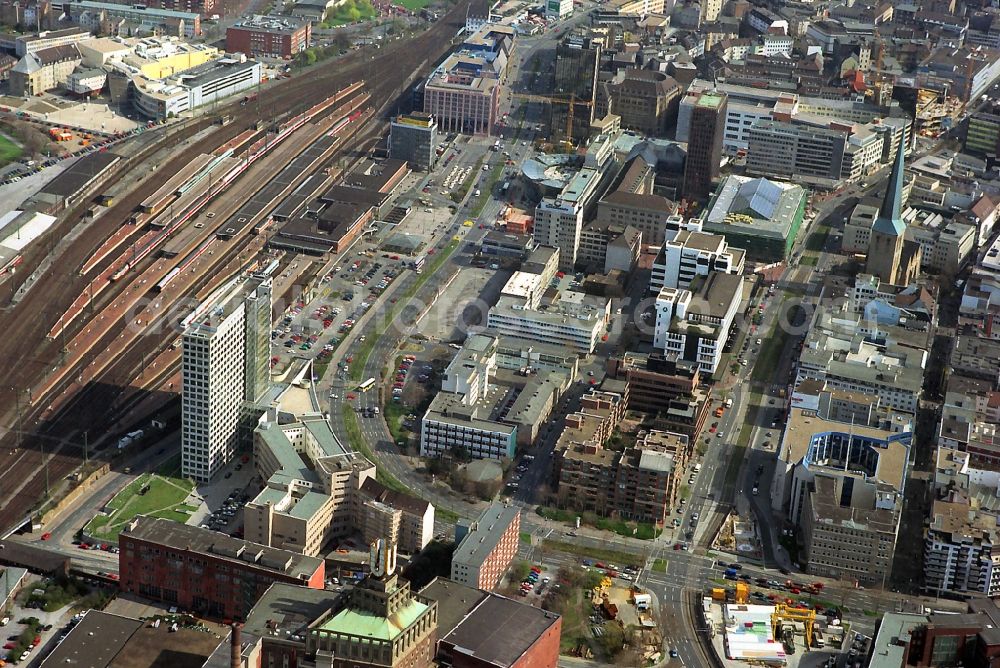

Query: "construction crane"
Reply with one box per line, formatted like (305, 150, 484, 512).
(771, 604, 817, 649)
(509, 92, 593, 144)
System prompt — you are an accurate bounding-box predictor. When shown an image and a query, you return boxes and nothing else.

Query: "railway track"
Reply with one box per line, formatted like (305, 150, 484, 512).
(0, 1, 470, 530)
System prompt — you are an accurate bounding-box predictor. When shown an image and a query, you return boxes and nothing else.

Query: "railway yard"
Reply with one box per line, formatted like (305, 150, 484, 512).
(0, 0, 470, 533)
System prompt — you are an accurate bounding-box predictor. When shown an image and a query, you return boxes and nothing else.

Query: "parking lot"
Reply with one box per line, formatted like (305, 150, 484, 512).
(415, 265, 504, 342)
(187, 456, 257, 536)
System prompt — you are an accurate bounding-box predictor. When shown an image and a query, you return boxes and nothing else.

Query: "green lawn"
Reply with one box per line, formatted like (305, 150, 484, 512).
(653, 559, 667, 573)
(798, 255, 819, 266)
(325, 0, 376, 24)
(542, 539, 643, 567)
(0, 132, 22, 167)
(85, 473, 195, 543)
(383, 398, 410, 445)
(397, 0, 432, 10)
(470, 162, 505, 218)
(536, 506, 660, 540)
(751, 295, 791, 384)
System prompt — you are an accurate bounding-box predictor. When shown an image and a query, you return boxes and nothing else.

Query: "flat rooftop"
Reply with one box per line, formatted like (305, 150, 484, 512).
(419, 578, 487, 635)
(39, 610, 222, 668)
(704, 174, 806, 238)
(452, 503, 520, 568)
(441, 594, 561, 665)
(121, 516, 323, 580)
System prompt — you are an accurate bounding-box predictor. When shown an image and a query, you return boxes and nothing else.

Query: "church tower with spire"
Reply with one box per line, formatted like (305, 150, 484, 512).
(866, 140, 921, 286)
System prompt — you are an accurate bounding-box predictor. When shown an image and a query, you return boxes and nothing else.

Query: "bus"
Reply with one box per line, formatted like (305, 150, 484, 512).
(358, 378, 376, 393)
(412, 256, 426, 274)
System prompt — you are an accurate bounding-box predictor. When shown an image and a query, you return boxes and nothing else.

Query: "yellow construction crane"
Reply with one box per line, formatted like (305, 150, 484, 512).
(509, 92, 593, 143)
(771, 604, 817, 648)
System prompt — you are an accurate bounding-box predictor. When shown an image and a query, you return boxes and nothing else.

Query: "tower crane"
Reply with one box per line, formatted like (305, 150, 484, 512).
(509, 92, 592, 144)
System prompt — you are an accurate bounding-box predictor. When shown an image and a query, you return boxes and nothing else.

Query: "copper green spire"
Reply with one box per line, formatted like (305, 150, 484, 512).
(872, 139, 906, 237)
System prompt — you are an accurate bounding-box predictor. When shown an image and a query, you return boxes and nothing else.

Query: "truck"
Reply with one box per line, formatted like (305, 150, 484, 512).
(724, 568, 738, 580)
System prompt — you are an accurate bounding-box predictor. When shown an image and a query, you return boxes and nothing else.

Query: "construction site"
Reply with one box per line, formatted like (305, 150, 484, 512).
(701, 582, 846, 667)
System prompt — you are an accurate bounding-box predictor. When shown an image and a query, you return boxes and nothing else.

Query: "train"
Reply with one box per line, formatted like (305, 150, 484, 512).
(109, 263, 131, 282)
(154, 267, 180, 293)
(327, 105, 367, 137)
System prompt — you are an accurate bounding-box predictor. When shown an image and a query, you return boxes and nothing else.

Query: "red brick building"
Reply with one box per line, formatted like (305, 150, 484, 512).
(901, 600, 1000, 666)
(118, 517, 325, 621)
(145, 0, 216, 18)
(450, 503, 520, 591)
(226, 16, 311, 59)
(437, 593, 561, 668)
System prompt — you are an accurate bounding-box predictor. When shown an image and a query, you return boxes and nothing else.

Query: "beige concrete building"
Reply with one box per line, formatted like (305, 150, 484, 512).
(772, 385, 912, 586)
(246, 378, 433, 556)
(9, 44, 81, 95)
(248, 411, 376, 557)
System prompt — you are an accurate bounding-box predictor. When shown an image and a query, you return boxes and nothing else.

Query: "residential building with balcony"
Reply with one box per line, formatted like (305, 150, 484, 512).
(652, 272, 744, 374)
(924, 498, 1000, 597)
(650, 229, 745, 293)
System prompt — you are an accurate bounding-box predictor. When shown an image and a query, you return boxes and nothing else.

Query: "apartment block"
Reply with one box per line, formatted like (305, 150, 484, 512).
(604, 69, 682, 137)
(966, 103, 1000, 156)
(357, 479, 435, 553)
(682, 90, 726, 201)
(678, 79, 889, 151)
(245, 378, 433, 556)
(451, 503, 521, 591)
(771, 394, 911, 586)
(487, 290, 610, 355)
(746, 119, 847, 187)
(553, 390, 687, 525)
(181, 274, 272, 483)
(577, 222, 641, 274)
(605, 352, 712, 440)
(14, 28, 90, 56)
(924, 499, 1000, 597)
(653, 272, 744, 374)
(795, 312, 927, 414)
(226, 16, 311, 58)
(595, 190, 674, 246)
(63, 0, 202, 37)
(420, 391, 517, 460)
(532, 134, 618, 269)
(650, 229, 745, 293)
(118, 516, 325, 620)
(9, 45, 81, 96)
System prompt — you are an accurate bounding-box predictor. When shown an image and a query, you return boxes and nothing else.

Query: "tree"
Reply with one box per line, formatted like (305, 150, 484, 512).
(509, 560, 531, 582)
(596, 622, 626, 659)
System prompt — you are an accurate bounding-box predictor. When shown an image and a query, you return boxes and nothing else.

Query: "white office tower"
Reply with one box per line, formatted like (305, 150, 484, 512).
(181, 275, 272, 483)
